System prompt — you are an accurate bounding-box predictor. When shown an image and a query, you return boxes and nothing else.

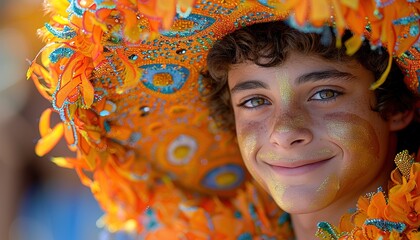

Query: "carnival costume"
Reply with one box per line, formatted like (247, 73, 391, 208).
(28, 0, 420, 239)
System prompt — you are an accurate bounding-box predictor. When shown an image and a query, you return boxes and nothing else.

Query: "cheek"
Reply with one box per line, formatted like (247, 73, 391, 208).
(237, 131, 257, 160)
(236, 122, 268, 186)
(324, 112, 380, 154)
(307, 174, 340, 209)
(236, 121, 264, 159)
(324, 112, 382, 177)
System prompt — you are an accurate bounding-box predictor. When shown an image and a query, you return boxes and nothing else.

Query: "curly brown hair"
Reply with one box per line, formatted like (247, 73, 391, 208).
(204, 21, 417, 130)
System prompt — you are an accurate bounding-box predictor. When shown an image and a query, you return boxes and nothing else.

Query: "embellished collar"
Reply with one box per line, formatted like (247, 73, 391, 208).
(316, 150, 420, 239)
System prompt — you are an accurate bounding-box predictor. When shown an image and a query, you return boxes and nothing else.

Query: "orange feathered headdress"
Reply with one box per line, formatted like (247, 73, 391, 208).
(28, 0, 419, 237)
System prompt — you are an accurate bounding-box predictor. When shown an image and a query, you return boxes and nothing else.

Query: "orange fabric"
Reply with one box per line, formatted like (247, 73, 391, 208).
(28, 0, 419, 238)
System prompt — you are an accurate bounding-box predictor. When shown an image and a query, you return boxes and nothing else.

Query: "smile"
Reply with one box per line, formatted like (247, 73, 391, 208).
(267, 157, 332, 176)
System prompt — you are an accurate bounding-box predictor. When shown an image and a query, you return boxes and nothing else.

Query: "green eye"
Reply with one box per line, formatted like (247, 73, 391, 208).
(311, 89, 341, 101)
(241, 97, 270, 108)
(319, 90, 335, 99)
(250, 98, 265, 106)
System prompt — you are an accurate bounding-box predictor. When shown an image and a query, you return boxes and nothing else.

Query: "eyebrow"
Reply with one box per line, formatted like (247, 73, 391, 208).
(230, 70, 355, 94)
(297, 70, 355, 84)
(230, 80, 269, 94)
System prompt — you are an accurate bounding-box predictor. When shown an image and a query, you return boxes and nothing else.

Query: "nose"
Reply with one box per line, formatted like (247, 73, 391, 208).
(269, 113, 313, 148)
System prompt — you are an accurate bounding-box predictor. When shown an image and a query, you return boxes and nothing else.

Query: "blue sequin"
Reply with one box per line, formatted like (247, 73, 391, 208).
(235, 12, 275, 28)
(317, 222, 340, 239)
(49, 47, 75, 63)
(140, 64, 189, 94)
(128, 54, 138, 61)
(93, 87, 108, 103)
(45, 24, 76, 40)
(287, 16, 324, 34)
(257, 0, 275, 8)
(278, 212, 290, 225)
(204, 212, 214, 231)
(375, 0, 395, 8)
(197, 0, 236, 15)
(128, 132, 141, 145)
(161, 14, 215, 38)
(393, 15, 420, 25)
(104, 121, 111, 132)
(100, 110, 110, 117)
(144, 208, 159, 231)
(105, 56, 123, 86)
(410, 25, 419, 37)
(179, 204, 198, 212)
(197, 75, 206, 93)
(95, 0, 116, 10)
(51, 78, 78, 148)
(249, 204, 257, 219)
(237, 233, 252, 240)
(414, 44, 420, 53)
(99, 101, 116, 116)
(67, 0, 85, 17)
(364, 219, 406, 233)
(200, 164, 245, 190)
(320, 28, 333, 46)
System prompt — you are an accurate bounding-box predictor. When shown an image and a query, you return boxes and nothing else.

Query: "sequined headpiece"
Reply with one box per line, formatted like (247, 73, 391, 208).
(28, 0, 419, 236)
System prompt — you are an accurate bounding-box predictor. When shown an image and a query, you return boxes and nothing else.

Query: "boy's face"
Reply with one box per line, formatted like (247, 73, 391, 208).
(228, 52, 392, 213)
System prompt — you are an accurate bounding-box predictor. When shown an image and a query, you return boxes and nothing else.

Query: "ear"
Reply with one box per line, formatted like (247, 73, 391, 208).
(389, 110, 414, 131)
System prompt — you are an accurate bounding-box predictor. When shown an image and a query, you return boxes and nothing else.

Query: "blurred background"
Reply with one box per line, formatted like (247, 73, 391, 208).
(0, 0, 104, 239)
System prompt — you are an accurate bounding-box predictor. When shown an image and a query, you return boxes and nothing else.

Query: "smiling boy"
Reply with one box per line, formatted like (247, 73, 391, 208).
(205, 21, 419, 238)
(29, 0, 420, 238)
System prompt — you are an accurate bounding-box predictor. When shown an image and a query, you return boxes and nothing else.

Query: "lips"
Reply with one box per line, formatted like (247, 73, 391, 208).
(266, 157, 333, 176)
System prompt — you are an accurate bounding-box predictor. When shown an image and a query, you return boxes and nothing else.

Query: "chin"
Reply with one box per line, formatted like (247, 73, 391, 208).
(275, 197, 332, 214)
(267, 182, 339, 214)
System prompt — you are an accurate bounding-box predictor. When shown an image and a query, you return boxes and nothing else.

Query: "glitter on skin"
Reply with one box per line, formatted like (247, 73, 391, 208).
(264, 112, 381, 213)
(273, 71, 307, 135)
(324, 112, 380, 186)
(324, 112, 379, 157)
(237, 131, 269, 188)
(274, 115, 305, 134)
(276, 71, 293, 106)
(272, 183, 293, 210)
(308, 174, 340, 209)
(239, 132, 257, 159)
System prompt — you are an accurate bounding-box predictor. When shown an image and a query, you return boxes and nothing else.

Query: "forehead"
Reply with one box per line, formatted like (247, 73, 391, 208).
(227, 52, 370, 85)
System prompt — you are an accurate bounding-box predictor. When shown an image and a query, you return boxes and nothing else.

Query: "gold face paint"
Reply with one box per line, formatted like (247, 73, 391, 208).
(317, 175, 336, 192)
(237, 129, 270, 191)
(324, 112, 379, 155)
(276, 71, 293, 106)
(324, 112, 380, 184)
(238, 132, 257, 160)
(308, 174, 340, 209)
(271, 183, 293, 210)
(274, 115, 305, 134)
(228, 52, 395, 220)
(264, 113, 381, 213)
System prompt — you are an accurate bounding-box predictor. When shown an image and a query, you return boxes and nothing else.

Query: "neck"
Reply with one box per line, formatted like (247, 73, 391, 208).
(290, 193, 363, 240)
(291, 134, 398, 240)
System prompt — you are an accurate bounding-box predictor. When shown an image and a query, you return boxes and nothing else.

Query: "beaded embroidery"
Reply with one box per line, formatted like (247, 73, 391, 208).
(316, 152, 420, 239)
(28, 0, 419, 238)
